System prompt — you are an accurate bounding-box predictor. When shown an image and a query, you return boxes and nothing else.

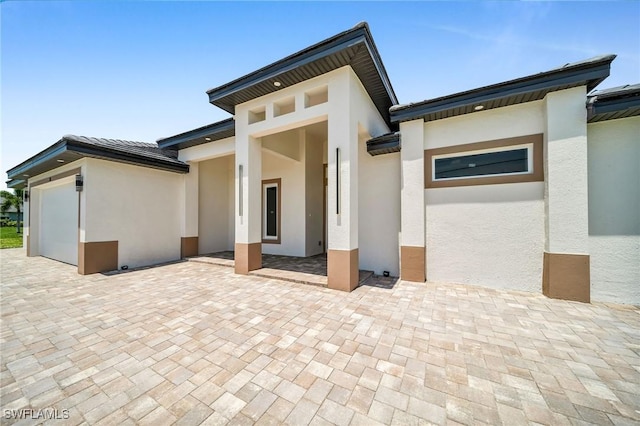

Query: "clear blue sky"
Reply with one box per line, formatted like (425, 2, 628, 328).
(2, 1, 639, 188)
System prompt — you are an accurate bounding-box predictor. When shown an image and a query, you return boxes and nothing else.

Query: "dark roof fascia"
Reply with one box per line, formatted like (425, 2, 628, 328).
(157, 118, 235, 150)
(366, 132, 400, 156)
(6, 179, 26, 189)
(206, 23, 398, 113)
(7, 138, 188, 182)
(6, 140, 68, 179)
(590, 96, 640, 116)
(587, 84, 640, 121)
(391, 55, 616, 124)
(65, 140, 189, 174)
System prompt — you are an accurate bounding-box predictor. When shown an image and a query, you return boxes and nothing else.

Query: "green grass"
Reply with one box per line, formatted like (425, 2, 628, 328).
(0, 227, 23, 249)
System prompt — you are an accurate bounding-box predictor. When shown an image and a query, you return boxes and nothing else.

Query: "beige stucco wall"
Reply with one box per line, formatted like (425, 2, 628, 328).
(83, 158, 183, 269)
(423, 101, 545, 292)
(358, 138, 400, 276)
(588, 116, 640, 305)
(259, 128, 324, 257)
(304, 133, 325, 257)
(199, 156, 234, 254)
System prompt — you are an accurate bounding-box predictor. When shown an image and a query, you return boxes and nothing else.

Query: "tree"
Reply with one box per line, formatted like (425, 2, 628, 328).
(1, 189, 24, 234)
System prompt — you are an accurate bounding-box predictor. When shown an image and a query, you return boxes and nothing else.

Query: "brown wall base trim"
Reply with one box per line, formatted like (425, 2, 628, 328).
(401, 246, 426, 283)
(328, 249, 359, 292)
(26, 235, 33, 257)
(543, 252, 590, 303)
(181, 236, 199, 258)
(235, 243, 262, 275)
(78, 241, 118, 275)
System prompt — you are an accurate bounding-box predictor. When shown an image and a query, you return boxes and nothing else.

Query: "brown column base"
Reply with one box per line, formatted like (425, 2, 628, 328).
(328, 249, 359, 292)
(181, 236, 199, 258)
(235, 243, 261, 275)
(543, 252, 590, 303)
(401, 246, 426, 283)
(26, 235, 33, 257)
(78, 241, 118, 275)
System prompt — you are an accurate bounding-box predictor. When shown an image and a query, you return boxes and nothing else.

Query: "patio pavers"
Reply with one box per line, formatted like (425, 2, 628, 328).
(189, 252, 374, 288)
(1, 247, 639, 425)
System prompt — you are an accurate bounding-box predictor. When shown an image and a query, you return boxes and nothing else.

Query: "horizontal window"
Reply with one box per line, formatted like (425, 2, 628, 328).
(424, 134, 543, 188)
(434, 145, 531, 181)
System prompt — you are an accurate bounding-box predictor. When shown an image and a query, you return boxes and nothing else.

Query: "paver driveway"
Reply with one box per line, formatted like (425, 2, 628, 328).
(1, 248, 639, 425)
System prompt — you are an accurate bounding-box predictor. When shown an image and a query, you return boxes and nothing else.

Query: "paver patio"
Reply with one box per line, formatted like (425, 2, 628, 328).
(1, 248, 639, 425)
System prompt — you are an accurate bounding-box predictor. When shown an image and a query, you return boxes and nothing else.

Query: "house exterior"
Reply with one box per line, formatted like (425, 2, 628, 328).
(0, 196, 20, 222)
(6, 23, 639, 305)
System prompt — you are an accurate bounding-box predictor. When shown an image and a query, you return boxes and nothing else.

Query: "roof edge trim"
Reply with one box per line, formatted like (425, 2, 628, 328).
(391, 54, 616, 123)
(157, 118, 235, 149)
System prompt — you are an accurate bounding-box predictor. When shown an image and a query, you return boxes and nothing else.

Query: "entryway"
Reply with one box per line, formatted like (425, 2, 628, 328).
(188, 252, 374, 288)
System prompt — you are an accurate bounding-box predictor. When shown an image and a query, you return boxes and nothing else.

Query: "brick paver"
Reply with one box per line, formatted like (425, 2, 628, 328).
(1, 248, 639, 425)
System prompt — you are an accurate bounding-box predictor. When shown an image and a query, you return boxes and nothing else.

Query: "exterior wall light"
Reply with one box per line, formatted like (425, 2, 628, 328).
(24, 191, 29, 202)
(75, 174, 84, 192)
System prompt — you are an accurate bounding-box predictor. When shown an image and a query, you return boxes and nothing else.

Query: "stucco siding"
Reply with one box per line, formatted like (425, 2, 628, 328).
(358, 138, 400, 276)
(199, 156, 233, 254)
(588, 116, 640, 305)
(423, 101, 545, 292)
(262, 144, 306, 256)
(83, 158, 182, 269)
(425, 183, 544, 291)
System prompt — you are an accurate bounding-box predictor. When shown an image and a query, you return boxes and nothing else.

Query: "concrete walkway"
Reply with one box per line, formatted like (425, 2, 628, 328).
(1, 248, 639, 425)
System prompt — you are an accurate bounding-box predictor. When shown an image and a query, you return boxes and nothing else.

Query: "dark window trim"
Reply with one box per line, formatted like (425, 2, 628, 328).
(262, 178, 281, 244)
(425, 134, 543, 188)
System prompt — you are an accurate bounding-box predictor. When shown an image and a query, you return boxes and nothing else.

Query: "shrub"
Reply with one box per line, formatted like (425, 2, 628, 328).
(0, 220, 22, 228)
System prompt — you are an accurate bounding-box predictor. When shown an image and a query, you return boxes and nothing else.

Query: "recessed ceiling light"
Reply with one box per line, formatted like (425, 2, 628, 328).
(474, 105, 484, 111)
(273, 81, 281, 87)
(205, 137, 211, 141)
(57, 159, 65, 163)
(23, 174, 29, 177)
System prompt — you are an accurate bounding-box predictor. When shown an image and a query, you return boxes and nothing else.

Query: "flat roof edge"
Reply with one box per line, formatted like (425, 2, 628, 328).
(206, 22, 397, 119)
(65, 140, 189, 173)
(391, 55, 615, 123)
(157, 118, 235, 149)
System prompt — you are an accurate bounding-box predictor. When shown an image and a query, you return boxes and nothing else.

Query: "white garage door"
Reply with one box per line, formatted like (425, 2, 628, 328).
(39, 179, 79, 265)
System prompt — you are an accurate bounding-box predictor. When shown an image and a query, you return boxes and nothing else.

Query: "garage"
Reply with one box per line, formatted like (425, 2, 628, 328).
(39, 178, 79, 265)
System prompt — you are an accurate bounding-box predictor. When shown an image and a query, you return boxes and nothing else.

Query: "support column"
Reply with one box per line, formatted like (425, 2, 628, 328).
(543, 86, 590, 302)
(400, 119, 426, 282)
(327, 70, 359, 291)
(23, 188, 31, 256)
(180, 162, 199, 258)
(235, 124, 262, 274)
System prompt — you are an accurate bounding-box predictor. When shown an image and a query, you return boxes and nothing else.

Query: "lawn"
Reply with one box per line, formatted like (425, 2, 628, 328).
(0, 227, 23, 249)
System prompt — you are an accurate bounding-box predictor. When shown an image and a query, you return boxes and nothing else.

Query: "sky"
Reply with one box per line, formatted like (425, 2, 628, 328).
(2, 1, 639, 189)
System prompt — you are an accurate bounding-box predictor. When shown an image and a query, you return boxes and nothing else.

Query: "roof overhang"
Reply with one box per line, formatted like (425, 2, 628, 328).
(391, 55, 616, 124)
(6, 135, 189, 189)
(157, 118, 235, 150)
(587, 84, 640, 123)
(366, 132, 400, 156)
(206, 22, 398, 127)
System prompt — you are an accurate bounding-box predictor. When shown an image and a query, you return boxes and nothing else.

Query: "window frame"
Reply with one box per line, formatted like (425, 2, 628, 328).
(261, 178, 281, 244)
(424, 134, 543, 188)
